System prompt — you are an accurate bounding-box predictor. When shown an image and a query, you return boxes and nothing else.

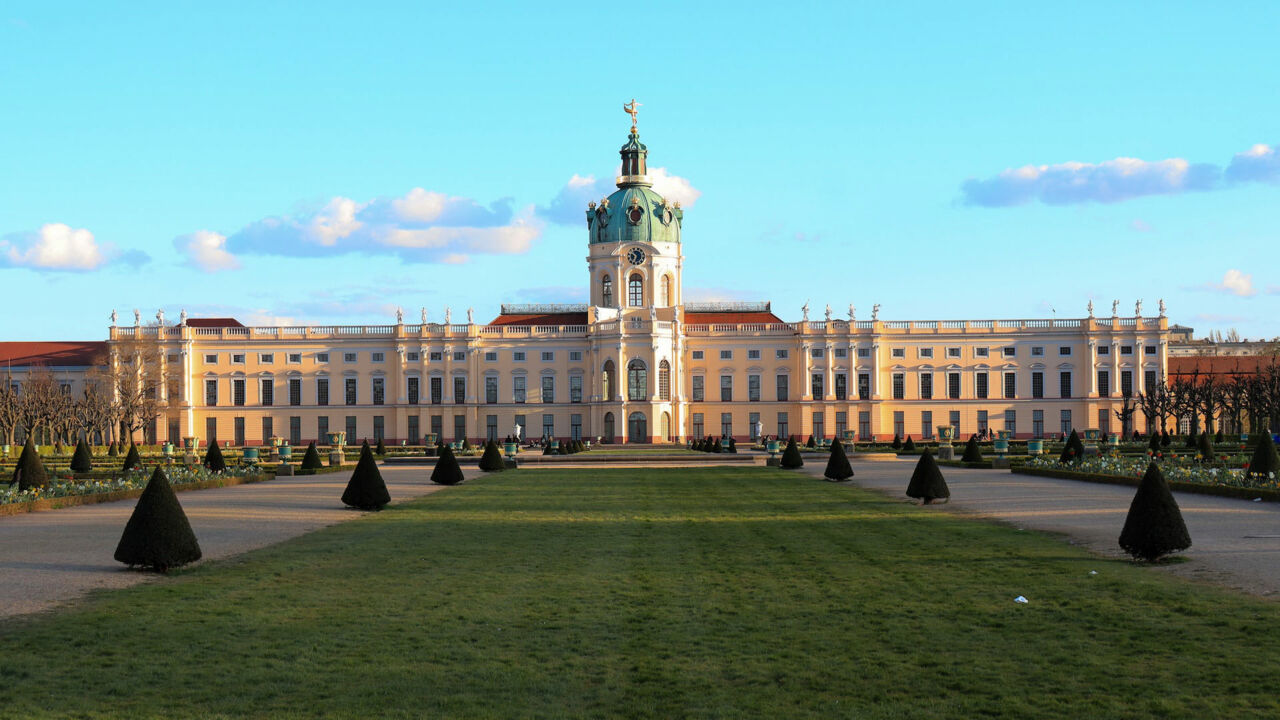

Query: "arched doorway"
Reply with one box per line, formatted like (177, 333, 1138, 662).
(603, 412, 615, 443)
(628, 412, 647, 443)
(660, 412, 671, 442)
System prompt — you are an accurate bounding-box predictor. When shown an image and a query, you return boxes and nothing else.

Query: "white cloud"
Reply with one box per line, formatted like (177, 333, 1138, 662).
(541, 167, 701, 225)
(962, 156, 1219, 207)
(222, 187, 540, 263)
(1207, 269, 1256, 297)
(174, 230, 241, 272)
(242, 310, 298, 326)
(648, 167, 701, 207)
(1225, 143, 1280, 184)
(3, 223, 108, 271)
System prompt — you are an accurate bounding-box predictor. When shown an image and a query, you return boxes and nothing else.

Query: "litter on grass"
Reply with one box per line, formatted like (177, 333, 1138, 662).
(1013, 596, 1028, 604)
(1089, 571, 1098, 576)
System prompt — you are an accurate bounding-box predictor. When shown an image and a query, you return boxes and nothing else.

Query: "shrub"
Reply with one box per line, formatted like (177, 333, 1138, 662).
(906, 448, 950, 505)
(1160, 430, 1171, 448)
(1184, 432, 1197, 449)
(712, 435, 723, 453)
(1118, 461, 1192, 561)
(461, 438, 472, 452)
(375, 437, 387, 455)
(891, 434, 902, 450)
(122, 442, 143, 472)
(113, 467, 202, 572)
(1246, 432, 1279, 479)
(341, 442, 391, 510)
(543, 442, 555, 455)
(107, 442, 119, 457)
(961, 435, 983, 463)
(12, 437, 49, 490)
(728, 437, 737, 454)
(824, 438, 853, 481)
(1148, 433, 1161, 452)
(780, 437, 804, 468)
(1059, 429, 1083, 464)
(70, 438, 93, 473)
(431, 444, 465, 485)
(902, 436, 916, 453)
(806, 435, 816, 449)
(203, 441, 226, 472)
(1196, 432, 1213, 460)
(300, 441, 323, 470)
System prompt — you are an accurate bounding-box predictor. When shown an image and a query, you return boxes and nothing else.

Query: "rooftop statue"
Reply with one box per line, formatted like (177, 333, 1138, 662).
(623, 98, 642, 132)
(872, 304, 880, 321)
(1087, 299, 1094, 318)
(848, 303, 855, 322)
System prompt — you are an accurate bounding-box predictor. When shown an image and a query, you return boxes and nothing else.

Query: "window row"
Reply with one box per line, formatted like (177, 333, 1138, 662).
(201, 349, 590, 366)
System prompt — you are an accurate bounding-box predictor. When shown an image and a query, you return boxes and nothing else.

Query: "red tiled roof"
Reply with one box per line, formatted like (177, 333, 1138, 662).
(186, 317, 244, 328)
(0, 341, 107, 367)
(1169, 355, 1278, 380)
(488, 312, 589, 327)
(684, 311, 783, 324)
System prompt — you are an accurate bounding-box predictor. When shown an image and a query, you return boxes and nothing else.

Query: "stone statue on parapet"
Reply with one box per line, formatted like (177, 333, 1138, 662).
(110, 309, 118, 325)
(180, 309, 187, 326)
(1111, 299, 1119, 316)
(156, 309, 165, 325)
(444, 306, 452, 324)
(1135, 299, 1143, 317)
(396, 307, 403, 324)
(467, 307, 474, 324)
(1158, 299, 1166, 317)
(848, 304, 855, 322)
(133, 309, 141, 326)
(825, 304, 831, 322)
(801, 301, 809, 321)
(872, 304, 880, 321)
(421, 307, 427, 325)
(1087, 299, 1094, 318)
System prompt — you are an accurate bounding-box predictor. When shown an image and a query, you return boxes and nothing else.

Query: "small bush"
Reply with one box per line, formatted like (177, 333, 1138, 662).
(107, 442, 119, 458)
(961, 435, 983, 463)
(432, 444, 465, 485)
(70, 438, 93, 473)
(341, 442, 391, 510)
(113, 467, 202, 572)
(122, 443, 142, 471)
(906, 449, 950, 505)
(891, 434, 902, 450)
(1246, 432, 1279, 479)
(478, 440, 505, 471)
(203, 441, 226, 472)
(375, 437, 387, 455)
(1196, 432, 1213, 460)
(300, 441, 323, 470)
(1160, 431, 1171, 448)
(902, 436, 916, 453)
(1059, 429, 1083, 464)
(806, 435, 816, 449)
(1118, 461, 1192, 561)
(824, 439, 853, 481)
(780, 437, 804, 469)
(1148, 433, 1161, 452)
(12, 437, 49, 490)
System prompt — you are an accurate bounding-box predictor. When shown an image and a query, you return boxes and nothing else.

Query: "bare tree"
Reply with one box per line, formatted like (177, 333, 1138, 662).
(90, 337, 166, 444)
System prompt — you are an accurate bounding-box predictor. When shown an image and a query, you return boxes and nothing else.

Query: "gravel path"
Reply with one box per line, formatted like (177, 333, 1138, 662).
(0, 466, 464, 619)
(813, 458, 1280, 598)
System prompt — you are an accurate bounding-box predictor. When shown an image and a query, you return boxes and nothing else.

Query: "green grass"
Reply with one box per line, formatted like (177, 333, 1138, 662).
(1, 468, 1277, 718)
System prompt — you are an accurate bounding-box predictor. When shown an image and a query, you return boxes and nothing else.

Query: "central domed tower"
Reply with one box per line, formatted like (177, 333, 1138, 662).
(585, 117, 684, 310)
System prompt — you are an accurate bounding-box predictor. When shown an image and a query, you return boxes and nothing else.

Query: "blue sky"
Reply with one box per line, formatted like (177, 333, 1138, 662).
(1, 1, 1277, 340)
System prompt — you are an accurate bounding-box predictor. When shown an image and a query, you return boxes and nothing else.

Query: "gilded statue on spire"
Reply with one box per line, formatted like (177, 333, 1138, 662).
(623, 98, 642, 133)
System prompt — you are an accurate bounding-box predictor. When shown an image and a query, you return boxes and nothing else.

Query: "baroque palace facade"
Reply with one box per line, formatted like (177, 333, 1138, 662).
(69, 114, 1169, 446)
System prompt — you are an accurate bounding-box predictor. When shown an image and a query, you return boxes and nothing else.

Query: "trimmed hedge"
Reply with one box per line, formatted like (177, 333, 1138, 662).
(1013, 466, 1280, 502)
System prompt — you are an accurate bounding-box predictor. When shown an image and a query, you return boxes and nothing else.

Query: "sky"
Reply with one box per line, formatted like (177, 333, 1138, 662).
(1, 1, 1277, 340)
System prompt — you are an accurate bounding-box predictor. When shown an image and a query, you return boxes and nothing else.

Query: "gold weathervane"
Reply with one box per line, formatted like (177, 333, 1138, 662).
(623, 98, 642, 132)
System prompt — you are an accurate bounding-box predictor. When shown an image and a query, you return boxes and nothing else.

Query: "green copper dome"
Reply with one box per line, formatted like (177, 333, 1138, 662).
(585, 130, 684, 245)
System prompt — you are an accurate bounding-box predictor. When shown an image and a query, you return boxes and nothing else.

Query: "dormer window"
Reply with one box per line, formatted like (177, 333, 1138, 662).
(627, 199, 644, 225)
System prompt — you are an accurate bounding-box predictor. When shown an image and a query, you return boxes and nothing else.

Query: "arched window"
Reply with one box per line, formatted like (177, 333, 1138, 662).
(628, 273, 643, 307)
(658, 360, 670, 401)
(602, 359, 615, 401)
(661, 275, 672, 306)
(603, 412, 615, 443)
(627, 359, 647, 400)
(601, 274, 613, 307)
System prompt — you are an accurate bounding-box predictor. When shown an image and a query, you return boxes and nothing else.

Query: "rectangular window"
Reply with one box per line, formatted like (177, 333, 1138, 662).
(811, 373, 823, 398)
(486, 415, 498, 442)
(657, 369, 668, 401)
(777, 412, 789, 440)
(1098, 408, 1110, 435)
(234, 417, 245, 445)
(977, 410, 989, 435)
(893, 411, 904, 437)
(834, 373, 847, 400)
(775, 374, 788, 402)
(569, 351, 582, 362)
(721, 412, 733, 438)
(1097, 370, 1110, 398)
(513, 351, 526, 362)
(776, 349, 789, 359)
(1059, 346, 1072, 356)
(891, 348, 905, 358)
(1031, 347, 1044, 357)
(857, 348, 870, 358)
(949, 410, 961, 436)
(720, 350, 732, 360)
(371, 352, 385, 363)
(1059, 371, 1072, 399)
(835, 411, 847, 438)
(431, 377, 443, 404)
(233, 378, 245, 407)
(430, 352, 443, 361)
(749, 412, 761, 440)
(454, 415, 466, 442)
(232, 353, 245, 364)
(748, 374, 760, 402)
(720, 375, 732, 402)
(811, 348, 824, 359)
(485, 376, 498, 404)
(542, 376, 554, 404)
(407, 415, 420, 444)
(571, 414, 582, 441)
(1144, 370, 1157, 391)
(920, 373, 933, 400)
(1003, 346, 1015, 357)
(1060, 409, 1072, 435)
(1032, 372, 1044, 399)
(1098, 346, 1110, 356)
(260, 416, 272, 443)
(858, 374, 870, 400)
(317, 416, 329, 443)
(1004, 409, 1016, 433)
(858, 411, 870, 440)
(513, 376, 526, 404)
(947, 372, 960, 400)
(892, 373, 904, 400)
(346, 415, 358, 441)
(748, 349, 761, 360)
(1120, 345, 1133, 355)
(289, 378, 301, 406)
(453, 376, 465, 404)
(344, 352, 357, 363)
(922, 411, 933, 439)
(1032, 409, 1044, 438)
(257, 353, 274, 364)
(204, 353, 218, 364)
(541, 351, 554, 362)
(542, 413, 554, 439)
(453, 352, 465, 361)
(812, 411, 825, 440)
(317, 378, 329, 406)
(1004, 372, 1016, 399)
(363, 376, 381, 405)
(316, 353, 329, 363)
(946, 347, 961, 359)
(1121, 371, 1133, 397)
(919, 347, 934, 359)
(431, 415, 443, 440)
(206, 417, 217, 446)
(692, 350, 704, 360)
(692, 413, 704, 439)
(408, 376, 420, 405)
(205, 379, 217, 406)
(692, 376, 704, 402)
(1144, 345, 1157, 355)
(485, 352, 497, 362)
(975, 372, 988, 399)
(835, 348, 847, 358)
(407, 352, 419, 362)
(345, 378, 357, 405)
(975, 347, 989, 358)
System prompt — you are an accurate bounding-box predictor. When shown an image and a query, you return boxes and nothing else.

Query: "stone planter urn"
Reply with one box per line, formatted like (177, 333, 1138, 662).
(242, 447, 260, 465)
(279, 444, 293, 461)
(326, 431, 346, 466)
(936, 425, 956, 460)
(994, 430, 1011, 457)
(1027, 439, 1044, 455)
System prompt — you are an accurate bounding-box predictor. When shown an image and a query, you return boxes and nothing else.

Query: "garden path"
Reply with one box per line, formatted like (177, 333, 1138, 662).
(0, 466, 462, 619)
(819, 459, 1280, 597)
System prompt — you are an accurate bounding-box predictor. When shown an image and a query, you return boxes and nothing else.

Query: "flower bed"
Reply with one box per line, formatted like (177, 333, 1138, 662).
(1015, 455, 1280, 501)
(1, 466, 268, 516)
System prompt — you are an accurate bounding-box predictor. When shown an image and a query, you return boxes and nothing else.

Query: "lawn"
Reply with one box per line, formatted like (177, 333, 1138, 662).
(0, 467, 1277, 718)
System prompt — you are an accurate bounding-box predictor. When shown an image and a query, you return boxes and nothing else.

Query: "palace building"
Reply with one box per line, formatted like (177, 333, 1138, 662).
(70, 111, 1172, 446)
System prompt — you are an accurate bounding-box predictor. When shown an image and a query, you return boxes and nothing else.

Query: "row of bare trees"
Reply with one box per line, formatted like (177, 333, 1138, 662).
(1135, 362, 1280, 438)
(0, 338, 167, 448)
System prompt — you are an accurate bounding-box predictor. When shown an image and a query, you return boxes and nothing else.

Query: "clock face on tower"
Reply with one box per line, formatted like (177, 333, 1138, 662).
(626, 247, 646, 265)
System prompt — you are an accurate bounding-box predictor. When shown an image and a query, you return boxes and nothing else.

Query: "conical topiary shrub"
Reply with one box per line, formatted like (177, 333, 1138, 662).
(543, 441, 554, 455)
(712, 435, 723, 453)
(780, 437, 804, 469)
(903, 436, 916, 453)
(1246, 432, 1279, 479)
(375, 437, 387, 455)
(478, 440, 505, 472)
(891, 434, 902, 450)
(1215, 429, 1224, 443)
(431, 444, 465, 485)
(12, 437, 49, 490)
(728, 437, 737, 453)
(906, 448, 950, 505)
(122, 442, 142, 471)
(203, 440, 226, 472)
(824, 438, 853, 481)
(70, 438, 93, 473)
(961, 435, 983, 463)
(341, 442, 391, 510)
(107, 441, 119, 457)
(1118, 461, 1191, 561)
(300, 441, 323, 470)
(1197, 432, 1213, 460)
(1184, 432, 1197, 449)
(114, 467, 202, 572)
(1060, 429, 1083, 464)
(1148, 432, 1161, 452)
(806, 435, 816, 449)
(1160, 430, 1171, 448)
